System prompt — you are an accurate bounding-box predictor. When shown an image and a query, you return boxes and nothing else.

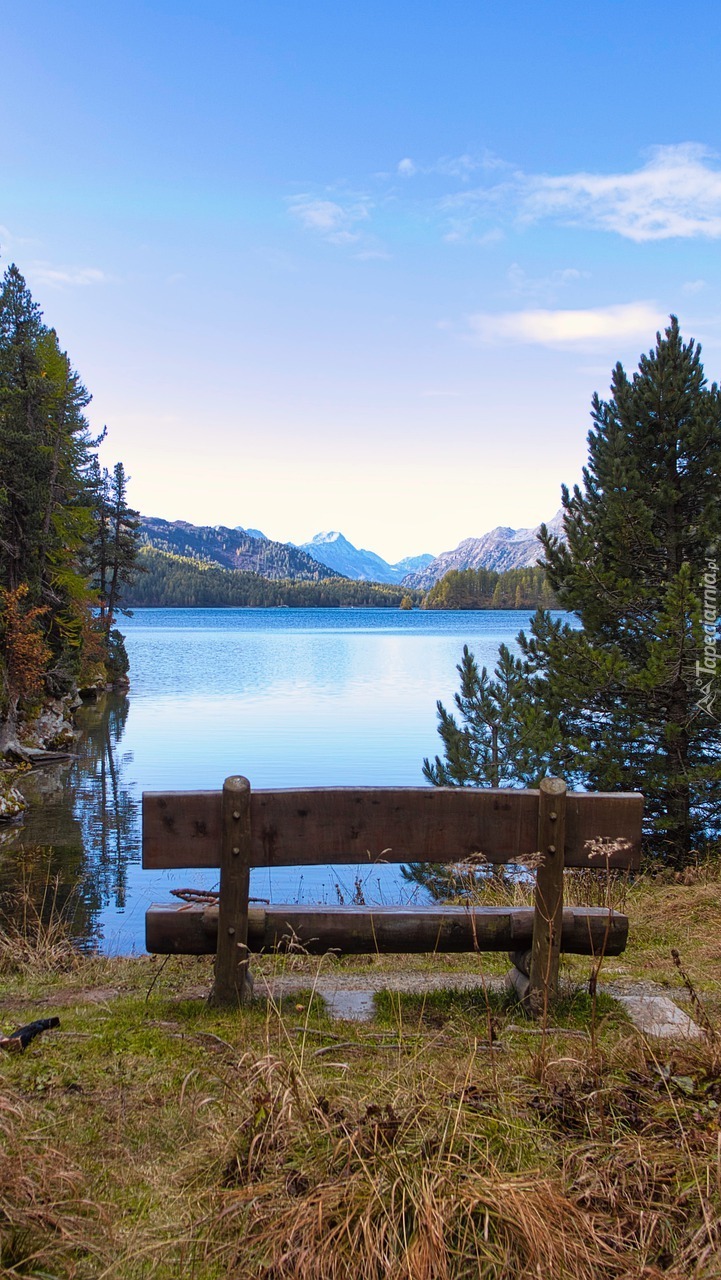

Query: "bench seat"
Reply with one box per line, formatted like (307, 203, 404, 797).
(146, 901, 629, 958)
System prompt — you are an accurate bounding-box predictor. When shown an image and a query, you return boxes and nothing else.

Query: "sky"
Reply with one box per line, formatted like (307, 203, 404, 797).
(2, 1, 721, 562)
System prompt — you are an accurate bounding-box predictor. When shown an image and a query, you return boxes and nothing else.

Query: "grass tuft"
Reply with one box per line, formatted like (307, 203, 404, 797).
(0, 1084, 109, 1277)
(0, 857, 88, 974)
(184, 1023, 721, 1279)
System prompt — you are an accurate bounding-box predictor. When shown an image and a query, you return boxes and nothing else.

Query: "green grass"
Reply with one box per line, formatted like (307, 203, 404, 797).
(372, 983, 628, 1030)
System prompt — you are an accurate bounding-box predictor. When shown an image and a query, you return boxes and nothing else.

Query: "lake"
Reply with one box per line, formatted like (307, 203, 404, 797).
(4, 608, 570, 953)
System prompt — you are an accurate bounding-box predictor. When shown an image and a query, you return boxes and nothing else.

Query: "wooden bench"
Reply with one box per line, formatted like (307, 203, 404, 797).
(143, 776, 642, 1014)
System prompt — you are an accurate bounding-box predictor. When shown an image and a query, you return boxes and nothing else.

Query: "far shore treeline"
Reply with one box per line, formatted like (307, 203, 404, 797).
(123, 547, 556, 610)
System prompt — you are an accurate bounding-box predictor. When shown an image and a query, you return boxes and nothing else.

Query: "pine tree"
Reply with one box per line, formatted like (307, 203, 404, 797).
(94, 462, 140, 680)
(423, 643, 562, 789)
(521, 317, 721, 864)
(0, 266, 102, 648)
(92, 462, 140, 642)
(404, 644, 562, 898)
(0, 262, 140, 738)
(0, 265, 50, 594)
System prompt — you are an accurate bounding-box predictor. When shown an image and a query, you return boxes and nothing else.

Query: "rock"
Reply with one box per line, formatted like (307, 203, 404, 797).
(20, 698, 78, 752)
(77, 682, 104, 700)
(506, 966, 531, 1008)
(0, 777, 27, 821)
(508, 949, 532, 978)
(0, 820, 25, 846)
(614, 994, 704, 1040)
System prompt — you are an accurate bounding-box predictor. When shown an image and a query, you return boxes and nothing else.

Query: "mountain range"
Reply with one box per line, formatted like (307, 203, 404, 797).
(138, 517, 341, 581)
(295, 531, 433, 585)
(138, 512, 565, 587)
(401, 511, 566, 589)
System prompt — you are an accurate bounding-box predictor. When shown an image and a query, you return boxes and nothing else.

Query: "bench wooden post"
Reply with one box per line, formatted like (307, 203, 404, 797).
(529, 776, 567, 1017)
(210, 775, 252, 1007)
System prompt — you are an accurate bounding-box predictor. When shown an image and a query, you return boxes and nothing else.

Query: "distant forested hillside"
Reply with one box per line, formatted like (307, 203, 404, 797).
(125, 548, 422, 607)
(125, 549, 555, 610)
(422, 565, 556, 609)
(139, 517, 334, 581)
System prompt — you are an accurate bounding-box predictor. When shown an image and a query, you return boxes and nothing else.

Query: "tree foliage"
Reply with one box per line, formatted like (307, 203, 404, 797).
(520, 318, 721, 864)
(405, 646, 563, 897)
(422, 319, 721, 869)
(88, 461, 140, 659)
(0, 585, 51, 708)
(127, 548, 555, 612)
(423, 565, 555, 610)
(124, 548, 422, 608)
(423, 644, 562, 789)
(0, 262, 140, 736)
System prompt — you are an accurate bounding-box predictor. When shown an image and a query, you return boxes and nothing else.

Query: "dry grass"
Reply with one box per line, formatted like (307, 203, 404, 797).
(606, 862, 721, 1011)
(0, 864, 86, 975)
(0, 1084, 108, 1277)
(178, 1022, 721, 1280)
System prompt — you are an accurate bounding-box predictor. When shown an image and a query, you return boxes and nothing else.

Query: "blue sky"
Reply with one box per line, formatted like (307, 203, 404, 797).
(3, 1, 720, 560)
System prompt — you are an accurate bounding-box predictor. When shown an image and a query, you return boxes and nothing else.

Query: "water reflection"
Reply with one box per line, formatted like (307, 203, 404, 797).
(0, 694, 139, 947)
(0, 609, 577, 953)
(72, 695, 140, 909)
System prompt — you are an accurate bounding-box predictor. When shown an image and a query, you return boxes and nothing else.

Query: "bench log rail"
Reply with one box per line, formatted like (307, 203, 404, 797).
(142, 775, 643, 1010)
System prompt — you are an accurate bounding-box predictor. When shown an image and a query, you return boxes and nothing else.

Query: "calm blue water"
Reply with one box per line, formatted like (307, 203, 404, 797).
(7, 608, 571, 952)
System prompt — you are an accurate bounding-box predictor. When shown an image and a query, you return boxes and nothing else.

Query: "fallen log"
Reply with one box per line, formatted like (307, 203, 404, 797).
(6, 744, 75, 764)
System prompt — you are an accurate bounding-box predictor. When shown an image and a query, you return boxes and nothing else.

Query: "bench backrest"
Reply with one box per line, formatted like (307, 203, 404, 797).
(143, 784, 643, 872)
(142, 778, 643, 1010)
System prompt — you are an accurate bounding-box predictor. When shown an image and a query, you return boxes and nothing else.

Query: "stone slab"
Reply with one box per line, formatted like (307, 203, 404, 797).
(614, 993, 703, 1040)
(256, 970, 705, 1037)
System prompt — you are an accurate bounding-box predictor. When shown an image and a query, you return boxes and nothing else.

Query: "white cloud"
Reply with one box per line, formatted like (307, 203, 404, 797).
(0, 224, 38, 256)
(443, 225, 504, 246)
(558, 267, 586, 283)
(507, 262, 590, 298)
(521, 144, 721, 242)
(467, 302, 664, 348)
(433, 153, 479, 179)
(290, 199, 348, 232)
(288, 194, 371, 244)
(683, 278, 706, 294)
(437, 144, 721, 243)
(28, 263, 109, 288)
(354, 248, 392, 261)
(288, 142, 721, 256)
(398, 150, 507, 183)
